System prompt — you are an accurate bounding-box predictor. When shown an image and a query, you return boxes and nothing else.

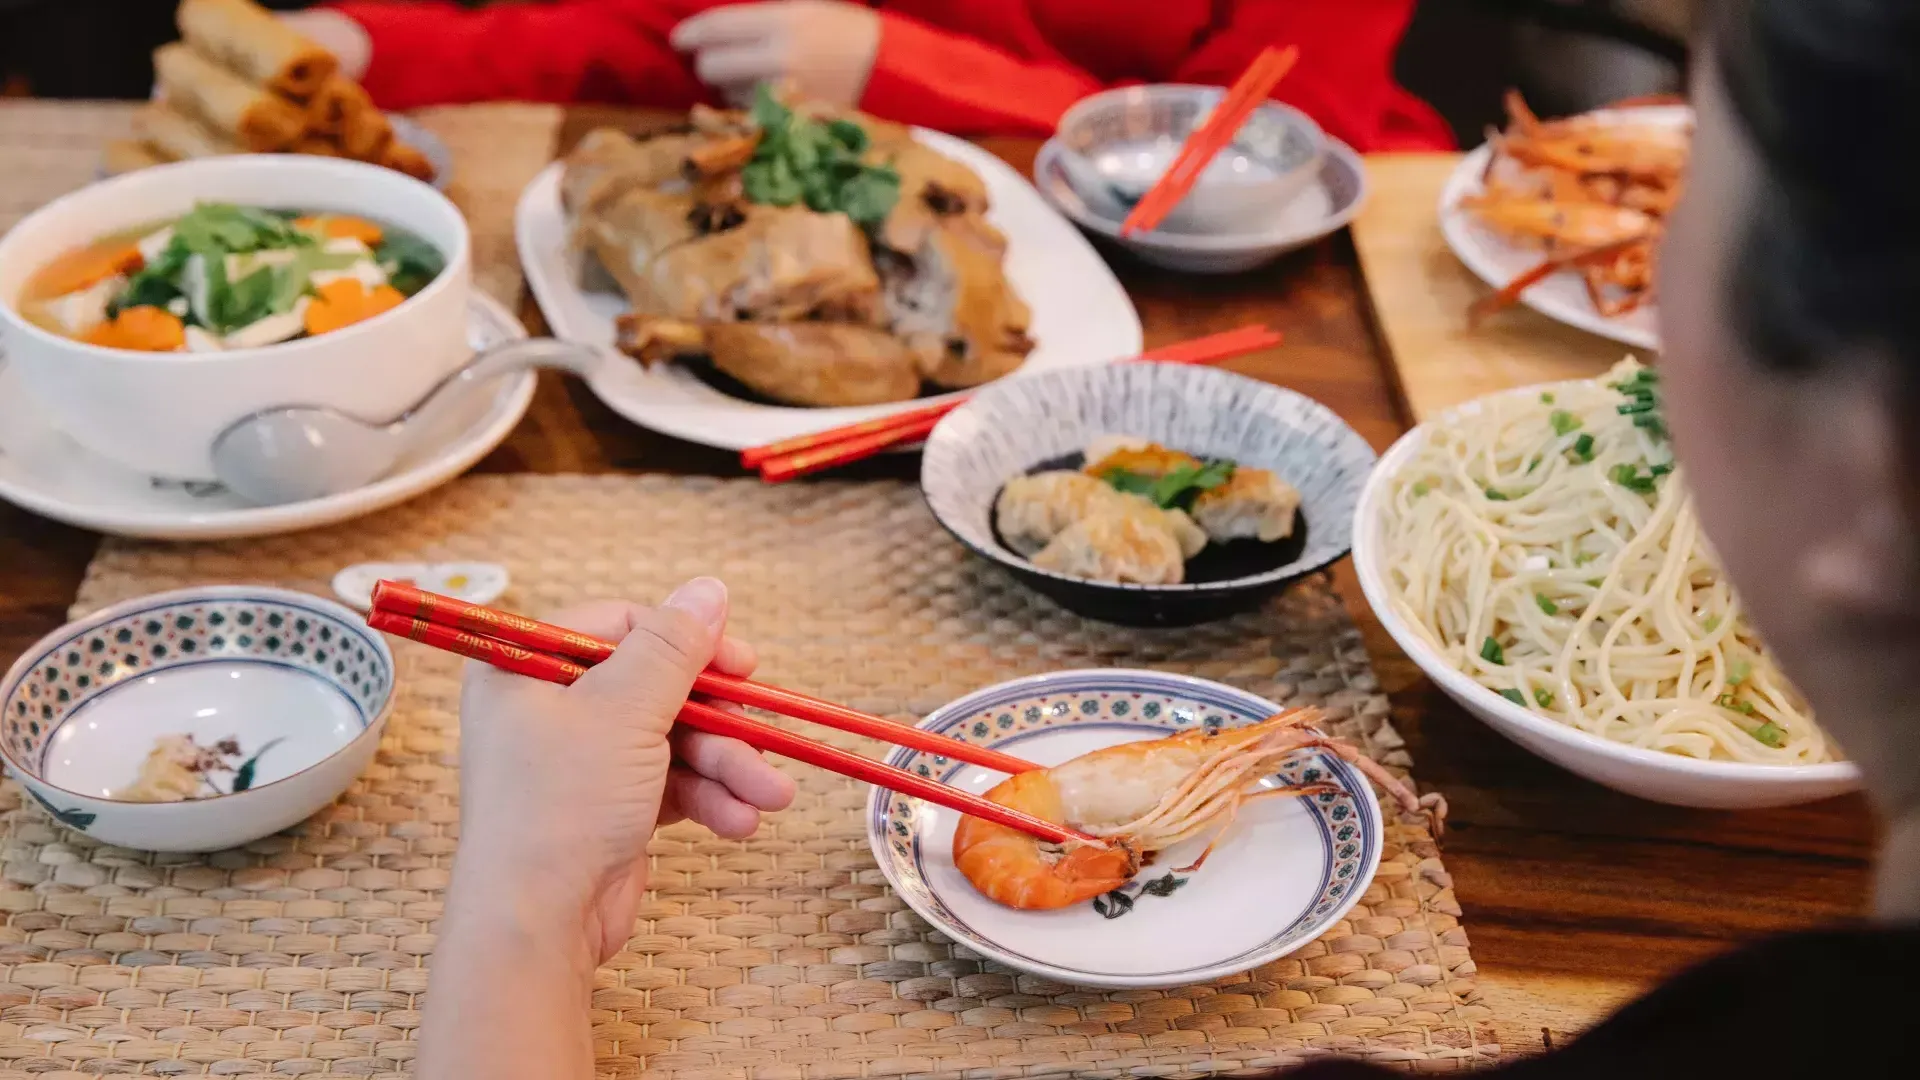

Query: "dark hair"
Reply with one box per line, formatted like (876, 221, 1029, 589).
(1715, 0, 1920, 371)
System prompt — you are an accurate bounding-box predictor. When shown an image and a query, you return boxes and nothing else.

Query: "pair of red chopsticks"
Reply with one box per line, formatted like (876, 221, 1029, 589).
(742, 324, 1284, 481)
(363, 580, 1093, 846)
(1120, 45, 1302, 237)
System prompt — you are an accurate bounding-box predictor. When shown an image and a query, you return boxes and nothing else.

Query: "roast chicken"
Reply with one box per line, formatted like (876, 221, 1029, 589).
(563, 98, 1034, 407)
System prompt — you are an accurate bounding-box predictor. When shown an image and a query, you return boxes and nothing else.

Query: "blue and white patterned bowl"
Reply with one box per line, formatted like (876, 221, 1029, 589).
(921, 362, 1377, 625)
(0, 586, 394, 852)
(865, 669, 1384, 989)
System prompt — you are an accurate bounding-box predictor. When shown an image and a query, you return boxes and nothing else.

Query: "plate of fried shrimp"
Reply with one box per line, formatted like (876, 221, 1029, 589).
(1440, 92, 1692, 351)
(866, 670, 1444, 988)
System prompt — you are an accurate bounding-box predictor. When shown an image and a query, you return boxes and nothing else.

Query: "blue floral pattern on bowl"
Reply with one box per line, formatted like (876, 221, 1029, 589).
(3, 593, 387, 772)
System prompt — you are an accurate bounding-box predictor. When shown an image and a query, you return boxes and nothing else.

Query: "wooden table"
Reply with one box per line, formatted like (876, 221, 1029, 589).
(0, 108, 1874, 1056)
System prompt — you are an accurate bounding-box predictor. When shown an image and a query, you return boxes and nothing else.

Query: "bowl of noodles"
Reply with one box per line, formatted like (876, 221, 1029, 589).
(1353, 360, 1860, 808)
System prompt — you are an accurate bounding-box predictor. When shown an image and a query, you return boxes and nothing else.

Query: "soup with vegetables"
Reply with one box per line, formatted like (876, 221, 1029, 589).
(16, 202, 445, 352)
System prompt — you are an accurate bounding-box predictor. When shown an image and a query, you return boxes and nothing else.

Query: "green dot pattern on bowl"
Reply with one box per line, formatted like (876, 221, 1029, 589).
(3, 595, 389, 772)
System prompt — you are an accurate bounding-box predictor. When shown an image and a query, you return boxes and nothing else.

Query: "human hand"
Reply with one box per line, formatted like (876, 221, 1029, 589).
(453, 578, 796, 963)
(278, 10, 373, 82)
(671, 1, 883, 108)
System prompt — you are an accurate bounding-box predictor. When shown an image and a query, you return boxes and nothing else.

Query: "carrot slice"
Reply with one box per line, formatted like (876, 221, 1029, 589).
(294, 214, 384, 246)
(23, 242, 145, 302)
(303, 278, 406, 336)
(81, 306, 186, 352)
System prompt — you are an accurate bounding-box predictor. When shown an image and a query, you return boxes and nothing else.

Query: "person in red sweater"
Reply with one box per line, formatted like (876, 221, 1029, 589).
(280, 0, 1453, 151)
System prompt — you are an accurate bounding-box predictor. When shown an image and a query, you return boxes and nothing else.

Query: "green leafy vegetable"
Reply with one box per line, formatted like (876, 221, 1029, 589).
(1535, 593, 1558, 616)
(1481, 637, 1506, 665)
(377, 230, 446, 297)
(1550, 409, 1582, 436)
(215, 267, 278, 332)
(1498, 688, 1526, 706)
(742, 84, 900, 229)
(173, 203, 311, 256)
(110, 237, 190, 318)
(1096, 460, 1236, 510)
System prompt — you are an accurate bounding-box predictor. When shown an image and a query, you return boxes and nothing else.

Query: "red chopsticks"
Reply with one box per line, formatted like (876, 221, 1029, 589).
(743, 324, 1284, 482)
(1120, 46, 1301, 237)
(364, 582, 1087, 846)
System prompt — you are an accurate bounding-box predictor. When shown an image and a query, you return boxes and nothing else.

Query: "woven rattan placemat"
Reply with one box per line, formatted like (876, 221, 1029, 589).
(0, 100, 559, 305)
(0, 476, 1496, 1077)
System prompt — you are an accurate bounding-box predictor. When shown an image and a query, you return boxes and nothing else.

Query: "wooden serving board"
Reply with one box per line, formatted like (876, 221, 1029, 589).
(1352, 153, 1629, 422)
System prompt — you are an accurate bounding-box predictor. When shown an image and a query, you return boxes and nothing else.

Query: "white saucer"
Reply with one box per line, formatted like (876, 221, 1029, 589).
(1035, 136, 1369, 274)
(515, 129, 1143, 452)
(0, 293, 533, 541)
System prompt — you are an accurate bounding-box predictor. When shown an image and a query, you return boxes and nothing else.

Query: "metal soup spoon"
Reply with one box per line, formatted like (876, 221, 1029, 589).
(209, 337, 604, 506)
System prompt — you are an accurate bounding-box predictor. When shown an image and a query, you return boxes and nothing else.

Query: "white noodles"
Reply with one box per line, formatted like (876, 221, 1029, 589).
(1378, 359, 1835, 765)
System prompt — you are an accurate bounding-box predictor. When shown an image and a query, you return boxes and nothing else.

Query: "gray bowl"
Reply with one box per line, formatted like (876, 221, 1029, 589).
(1055, 84, 1326, 236)
(920, 363, 1376, 626)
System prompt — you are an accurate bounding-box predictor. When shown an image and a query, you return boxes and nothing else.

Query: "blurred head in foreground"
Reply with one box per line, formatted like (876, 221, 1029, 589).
(1662, 0, 1920, 888)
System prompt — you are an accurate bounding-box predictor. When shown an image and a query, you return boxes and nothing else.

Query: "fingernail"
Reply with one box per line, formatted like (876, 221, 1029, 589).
(664, 577, 728, 629)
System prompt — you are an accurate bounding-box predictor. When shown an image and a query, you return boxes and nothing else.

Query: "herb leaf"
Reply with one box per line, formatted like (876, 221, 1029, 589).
(1096, 460, 1235, 510)
(378, 230, 445, 297)
(743, 84, 900, 229)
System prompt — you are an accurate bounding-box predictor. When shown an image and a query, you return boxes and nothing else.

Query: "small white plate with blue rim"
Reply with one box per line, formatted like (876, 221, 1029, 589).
(866, 669, 1384, 989)
(0, 293, 532, 541)
(0, 585, 394, 853)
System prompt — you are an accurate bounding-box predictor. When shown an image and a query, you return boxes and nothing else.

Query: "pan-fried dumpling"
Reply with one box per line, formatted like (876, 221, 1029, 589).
(996, 471, 1126, 556)
(1033, 507, 1188, 585)
(1083, 438, 1202, 479)
(1192, 467, 1302, 543)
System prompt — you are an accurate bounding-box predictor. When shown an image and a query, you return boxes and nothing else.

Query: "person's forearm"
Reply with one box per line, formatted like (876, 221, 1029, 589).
(417, 860, 599, 1079)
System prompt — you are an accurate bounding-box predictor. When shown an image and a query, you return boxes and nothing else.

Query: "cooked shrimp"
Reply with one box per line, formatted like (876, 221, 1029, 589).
(1456, 192, 1656, 250)
(952, 708, 1446, 910)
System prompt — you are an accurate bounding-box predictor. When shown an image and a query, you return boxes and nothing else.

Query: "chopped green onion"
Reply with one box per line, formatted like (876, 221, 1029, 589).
(1541, 392, 1555, 404)
(1534, 687, 1555, 709)
(1609, 464, 1659, 495)
(1617, 399, 1657, 415)
(1568, 433, 1596, 463)
(1535, 593, 1558, 616)
(1550, 410, 1581, 436)
(1751, 721, 1785, 748)
(1481, 637, 1506, 665)
(1484, 487, 1511, 501)
(1715, 693, 1758, 716)
(1727, 657, 1751, 687)
(1528, 454, 1543, 472)
(1411, 480, 1430, 497)
(1649, 462, 1674, 476)
(1703, 615, 1722, 633)
(1498, 688, 1526, 706)
(1586, 579, 1603, 588)
(1573, 551, 1597, 567)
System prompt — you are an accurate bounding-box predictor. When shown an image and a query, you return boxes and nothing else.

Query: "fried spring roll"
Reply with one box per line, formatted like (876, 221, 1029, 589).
(381, 141, 436, 183)
(304, 74, 372, 137)
(291, 134, 346, 158)
(341, 106, 394, 162)
(152, 43, 305, 151)
(176, 0, 338, 100)
(103, 140, 173, 176)
(132, 102, 247, 161)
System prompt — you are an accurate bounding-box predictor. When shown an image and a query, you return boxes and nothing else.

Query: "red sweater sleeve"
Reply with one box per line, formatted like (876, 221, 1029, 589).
(1173, 0, 1453, 152)
(326, 0, 710, 112)
(860, 11, 1101, 137)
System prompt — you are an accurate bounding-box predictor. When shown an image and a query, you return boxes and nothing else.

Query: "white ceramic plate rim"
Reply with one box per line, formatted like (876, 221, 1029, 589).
(863, 668, 1384, 988)
(1435, 104, 1691, 352)
(1352, 378, 1860, 785)
(0, 292, 533, 541)
(514, 129, 1143, 451)
(0, 585, 396, 804)
(921, 364, 1374, 594)
(1035, 135, 1369, 253)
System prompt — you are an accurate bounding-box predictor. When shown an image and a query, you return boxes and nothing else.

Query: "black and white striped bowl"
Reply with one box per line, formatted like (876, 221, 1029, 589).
(921, 363, 1376, 626)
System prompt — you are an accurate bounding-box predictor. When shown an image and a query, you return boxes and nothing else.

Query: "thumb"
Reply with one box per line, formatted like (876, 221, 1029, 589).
(570, 577, 729, 731)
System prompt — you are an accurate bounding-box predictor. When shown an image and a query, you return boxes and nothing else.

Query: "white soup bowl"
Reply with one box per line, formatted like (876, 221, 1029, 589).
(0, 156, 472, 481)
